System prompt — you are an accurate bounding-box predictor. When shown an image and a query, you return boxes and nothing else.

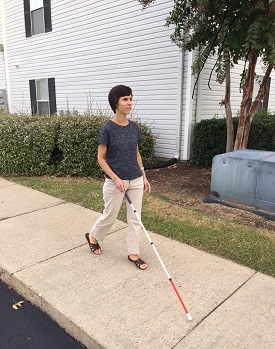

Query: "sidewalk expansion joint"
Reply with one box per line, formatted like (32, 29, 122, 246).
(12, 244, 85, 275)
(0, 201, 67, 221)
(172, 270, 257, 348)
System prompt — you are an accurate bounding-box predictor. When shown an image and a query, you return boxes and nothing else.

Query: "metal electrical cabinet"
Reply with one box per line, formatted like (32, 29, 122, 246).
(210, 150, 275, 213)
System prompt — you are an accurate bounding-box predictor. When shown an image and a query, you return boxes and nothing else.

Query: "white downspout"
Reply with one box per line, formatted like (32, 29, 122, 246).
(183, 50, 194, 160)
(174, 49, 184, 160)
(0, 0, 12, 112)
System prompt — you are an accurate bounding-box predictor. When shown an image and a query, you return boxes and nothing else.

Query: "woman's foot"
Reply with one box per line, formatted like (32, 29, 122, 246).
(128, 254, 147, 270)
(85, 233, 102, 255)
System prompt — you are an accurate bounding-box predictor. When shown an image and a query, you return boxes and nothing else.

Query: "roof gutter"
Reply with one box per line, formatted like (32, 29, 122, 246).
(0, 1, 12, 112)
(182, 50, 194, 160)
(174, 49, 184, 160)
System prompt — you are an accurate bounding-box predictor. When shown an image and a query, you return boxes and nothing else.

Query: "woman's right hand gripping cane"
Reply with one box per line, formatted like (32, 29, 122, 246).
(97, 144, 125, 193)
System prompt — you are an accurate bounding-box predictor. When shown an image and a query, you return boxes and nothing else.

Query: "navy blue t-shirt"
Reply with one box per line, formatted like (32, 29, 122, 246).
(98, 120, 143, 180)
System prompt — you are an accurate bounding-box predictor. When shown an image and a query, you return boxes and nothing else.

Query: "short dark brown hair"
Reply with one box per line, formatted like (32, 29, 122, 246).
(108, 85, 132, 113)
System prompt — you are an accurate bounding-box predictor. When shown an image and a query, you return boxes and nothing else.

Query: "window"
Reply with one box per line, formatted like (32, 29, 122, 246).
(247, 75, 271, 114)
(24, 0, 52, 37)
(29, 78, 56, 115)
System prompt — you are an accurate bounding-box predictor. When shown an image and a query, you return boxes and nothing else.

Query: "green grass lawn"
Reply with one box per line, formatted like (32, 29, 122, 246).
(10, 176, 275, 278)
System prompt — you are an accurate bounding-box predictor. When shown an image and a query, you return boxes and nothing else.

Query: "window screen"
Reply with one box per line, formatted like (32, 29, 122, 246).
(37, 101, 49, 115)
(31, 7, 44, 35)
(36, 79, 49, 100)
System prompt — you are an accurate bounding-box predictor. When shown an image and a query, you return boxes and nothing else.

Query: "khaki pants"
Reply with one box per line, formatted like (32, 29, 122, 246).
(90, 176, 144, 254)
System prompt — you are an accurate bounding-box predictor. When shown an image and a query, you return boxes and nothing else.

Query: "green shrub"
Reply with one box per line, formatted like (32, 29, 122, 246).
(247, 113, 275, 151)
(192, 117, 237, 167)
(56, 115, 109, 176)
(56, 116, 155, 176)
(0, 113, 155, 177)
(0, 116, 57, 175)
(136, 120, 156, 165)
(192, 111, 275, 167)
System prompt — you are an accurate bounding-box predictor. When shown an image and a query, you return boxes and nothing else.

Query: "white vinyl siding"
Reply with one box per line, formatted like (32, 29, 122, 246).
(196, 56, 275, 122)
(0, 10, 5, 89)
(3, 0, 181, 158)
(268, 78, 275, 111)
(2, 0, 274, 159)
(0, 50, 5, 89)
(0, 4, 8, 112)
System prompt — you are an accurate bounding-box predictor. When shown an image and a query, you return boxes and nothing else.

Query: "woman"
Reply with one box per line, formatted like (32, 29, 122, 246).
(85, 85, 151, 270)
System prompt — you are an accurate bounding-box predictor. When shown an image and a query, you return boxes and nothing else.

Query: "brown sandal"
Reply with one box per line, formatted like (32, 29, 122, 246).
(85, 233, 102, 254)
(128, 255, 147, 270)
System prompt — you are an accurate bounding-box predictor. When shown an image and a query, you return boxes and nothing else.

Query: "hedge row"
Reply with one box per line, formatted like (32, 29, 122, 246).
(0, 114, 155, 176)
(192, 112, 275, 166)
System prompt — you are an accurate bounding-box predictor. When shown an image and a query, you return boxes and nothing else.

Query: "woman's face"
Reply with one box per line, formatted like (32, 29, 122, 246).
(116, 95, 132, 115)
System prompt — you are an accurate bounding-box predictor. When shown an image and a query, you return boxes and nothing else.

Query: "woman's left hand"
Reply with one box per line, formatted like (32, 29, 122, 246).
(144, 178, 151, 193)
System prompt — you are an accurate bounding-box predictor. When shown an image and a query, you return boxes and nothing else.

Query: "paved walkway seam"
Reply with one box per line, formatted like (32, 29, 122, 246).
(180, 270, 258, 338)
(0, 201, 67, 221)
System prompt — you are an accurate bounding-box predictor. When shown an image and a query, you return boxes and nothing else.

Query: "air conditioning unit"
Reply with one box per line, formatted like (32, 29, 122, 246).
(210, 150, 275, 213)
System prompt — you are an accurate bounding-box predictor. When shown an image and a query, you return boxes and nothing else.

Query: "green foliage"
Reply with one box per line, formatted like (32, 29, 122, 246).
(56, 115, 109, 176)
(162, 0, 275, 73)
(138, 0, 154, 7)
(137, 120, 156, 165)
(139, 0, 275, 151)
(192, 117, 235, 167)
(139, 0, 275, 84)
(0, 114, 155, 177)
(0, 116, 57, 175)
(247, 112, 275, 151)
(192, 111, 275, 166)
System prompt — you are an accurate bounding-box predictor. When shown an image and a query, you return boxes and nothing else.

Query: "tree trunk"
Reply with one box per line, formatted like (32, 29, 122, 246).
(234, 55, 257, 150)
(241, 64, 274, 148)
(224, 50, 234, 152)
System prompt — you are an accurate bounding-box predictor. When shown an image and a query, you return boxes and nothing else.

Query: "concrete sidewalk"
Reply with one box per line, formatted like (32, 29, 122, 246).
(0, 177, 274, 349)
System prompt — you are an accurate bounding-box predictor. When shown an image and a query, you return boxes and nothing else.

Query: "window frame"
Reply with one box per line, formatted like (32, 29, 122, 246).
(36, 78, 50, 115)
(24, 0, 52, 38)
(29, 78, 56, 116)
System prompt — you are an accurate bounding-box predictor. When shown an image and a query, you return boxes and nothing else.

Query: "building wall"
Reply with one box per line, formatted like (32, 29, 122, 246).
(0, 6, 6, 90)
(2, 1, 274, 159)
(0, 4, 8, 110)
(2, 0, 184, 159)
(196, 56, 275, 122)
